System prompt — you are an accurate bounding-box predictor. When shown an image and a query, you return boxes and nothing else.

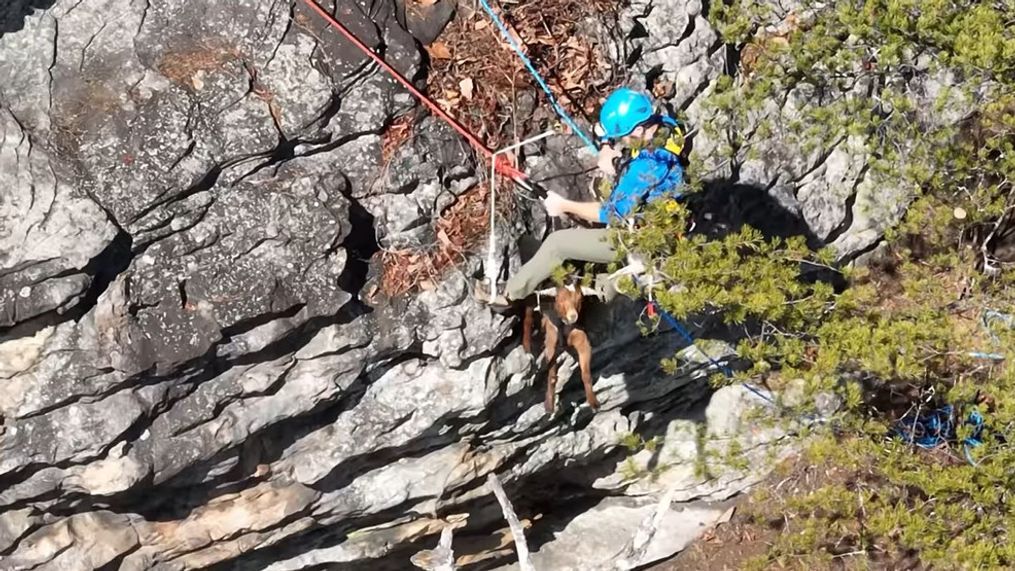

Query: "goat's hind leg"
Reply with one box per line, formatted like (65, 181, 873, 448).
(567, 328, 599, 410)
(522, 305, 535, 354)
(543, 318, 559, 413)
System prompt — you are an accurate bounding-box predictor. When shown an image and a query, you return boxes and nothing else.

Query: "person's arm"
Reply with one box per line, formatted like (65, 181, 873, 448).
(561, 200, 604, 223)
(543, 153, 675, 224)
(543, 192, 604, 224)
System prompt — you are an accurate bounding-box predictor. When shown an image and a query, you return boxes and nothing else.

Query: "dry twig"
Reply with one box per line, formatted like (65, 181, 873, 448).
(487, 473, 536, 571)
(410, 525, 457, 570)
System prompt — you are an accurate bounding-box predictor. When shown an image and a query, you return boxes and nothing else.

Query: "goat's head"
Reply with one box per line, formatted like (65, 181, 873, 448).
(554, 283, 584, 325)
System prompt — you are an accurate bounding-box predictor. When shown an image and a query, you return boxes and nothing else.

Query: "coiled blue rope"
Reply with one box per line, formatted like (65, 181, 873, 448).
(892, 404, 985, 466)
(475, 0, 598, 152)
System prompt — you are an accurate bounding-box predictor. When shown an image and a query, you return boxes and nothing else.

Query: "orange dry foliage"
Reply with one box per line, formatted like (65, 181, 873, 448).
(381, 113, 416, 164)
(378, 0, 622, 295)
(157, 42, 244, 86)
(379, 183, 517, 296)
(426, 0, 621, 148)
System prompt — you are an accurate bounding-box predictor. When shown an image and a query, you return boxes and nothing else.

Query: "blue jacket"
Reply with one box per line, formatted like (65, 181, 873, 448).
(599, 121, 686, 224)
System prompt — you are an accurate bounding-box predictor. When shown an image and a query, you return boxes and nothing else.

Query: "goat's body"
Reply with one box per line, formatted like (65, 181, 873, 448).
(522, 288, 599, 413)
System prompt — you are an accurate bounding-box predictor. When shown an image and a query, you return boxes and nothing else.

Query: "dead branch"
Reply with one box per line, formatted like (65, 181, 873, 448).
(410, 525, 457, 571)
(487, 473, 536, 571)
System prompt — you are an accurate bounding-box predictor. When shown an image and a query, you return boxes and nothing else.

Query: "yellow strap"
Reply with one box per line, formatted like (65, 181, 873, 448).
(664, 126, 685, 156)
(631, 127, 685, 158)
(664, 135, 684, 156)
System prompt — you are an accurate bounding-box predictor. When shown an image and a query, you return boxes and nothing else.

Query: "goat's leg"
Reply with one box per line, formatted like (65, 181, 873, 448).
(567, 328, 599, 410)
(543, 318, 559, 413)
(522, 305, 534, 354)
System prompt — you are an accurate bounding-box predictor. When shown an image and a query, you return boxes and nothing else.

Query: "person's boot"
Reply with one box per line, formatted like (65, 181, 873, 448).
(472, 279, 515, 312)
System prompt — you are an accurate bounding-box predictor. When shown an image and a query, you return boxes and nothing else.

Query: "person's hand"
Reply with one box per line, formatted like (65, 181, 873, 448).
(543, 191, 568, 217)
(597, 144, 622, 177)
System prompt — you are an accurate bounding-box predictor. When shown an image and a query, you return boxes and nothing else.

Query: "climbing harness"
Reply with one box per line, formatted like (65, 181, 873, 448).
(538, 296, 581, 351)
(299, 0, 527, 182)
(602, 120, 687, 223)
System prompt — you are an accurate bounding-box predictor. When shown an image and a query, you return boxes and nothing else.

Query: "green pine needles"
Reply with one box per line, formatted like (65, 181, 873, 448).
(615, 0, 1015, 566)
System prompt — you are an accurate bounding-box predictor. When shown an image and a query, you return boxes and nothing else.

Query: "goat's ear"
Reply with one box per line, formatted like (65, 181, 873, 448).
(535, 287, 558, 297)
(580, 286, 602, 298)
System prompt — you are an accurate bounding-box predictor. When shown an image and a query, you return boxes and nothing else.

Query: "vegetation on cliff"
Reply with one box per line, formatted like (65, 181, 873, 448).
(623, 0, 1015, 567)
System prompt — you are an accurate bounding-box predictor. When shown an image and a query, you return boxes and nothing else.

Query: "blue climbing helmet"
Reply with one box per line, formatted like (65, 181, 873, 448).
(596, 88, 655, 141)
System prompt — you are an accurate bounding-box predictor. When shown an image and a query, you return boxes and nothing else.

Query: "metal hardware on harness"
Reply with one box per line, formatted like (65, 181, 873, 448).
(486, 130, 556, 302)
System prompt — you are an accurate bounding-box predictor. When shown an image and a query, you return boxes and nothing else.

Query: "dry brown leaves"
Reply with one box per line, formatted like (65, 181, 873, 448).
(426, 0, 620, 148)
(379, 183, 516, 296)
(381, 113, 416, 164)
(379, 0, 620, 295)
(740, 12, 800, 79)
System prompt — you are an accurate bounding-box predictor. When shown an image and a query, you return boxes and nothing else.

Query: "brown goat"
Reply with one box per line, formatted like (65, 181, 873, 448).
(522, 284, 599, 413)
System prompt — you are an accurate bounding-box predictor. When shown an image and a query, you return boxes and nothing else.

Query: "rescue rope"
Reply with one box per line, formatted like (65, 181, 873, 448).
(647, 300, 775, 405)
(892, 403, 984, 466)
(967, 309, 1012, 360)
(476, 0, 598, 152)
(299, 0, 526, 181)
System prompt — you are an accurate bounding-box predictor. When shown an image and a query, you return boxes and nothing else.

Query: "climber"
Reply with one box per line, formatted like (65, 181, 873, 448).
(475, 87, 686, 307)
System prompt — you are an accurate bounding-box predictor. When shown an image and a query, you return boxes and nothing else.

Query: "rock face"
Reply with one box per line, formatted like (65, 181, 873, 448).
(0, 0, 908, 569)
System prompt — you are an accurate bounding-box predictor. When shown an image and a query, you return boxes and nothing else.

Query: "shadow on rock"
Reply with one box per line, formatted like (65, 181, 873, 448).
(687, 179, 847, 290)
(0, 0, 54, 35)
(687, 180, 821, 247)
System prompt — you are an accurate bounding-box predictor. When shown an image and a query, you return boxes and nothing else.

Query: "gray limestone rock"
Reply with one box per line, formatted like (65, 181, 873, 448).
(0, 0, 912, 569)
(493, 496, 729, 571)
(0, 109, 118, 330)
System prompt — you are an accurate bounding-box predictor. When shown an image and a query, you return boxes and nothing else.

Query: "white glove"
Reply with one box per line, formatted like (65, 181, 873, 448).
(543, 191, 568, 217)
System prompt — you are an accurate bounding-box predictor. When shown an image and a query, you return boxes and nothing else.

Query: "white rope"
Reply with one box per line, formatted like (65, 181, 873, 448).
(485, 130, 556, 302)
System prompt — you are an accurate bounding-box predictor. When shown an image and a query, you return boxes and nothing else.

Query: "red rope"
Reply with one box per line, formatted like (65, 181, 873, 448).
(299, 0, 527, 181)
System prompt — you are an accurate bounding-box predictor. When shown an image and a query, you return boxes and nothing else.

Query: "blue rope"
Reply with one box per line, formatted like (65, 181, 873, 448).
(648, 301, 776, 406)
(982, 309, 1015, 344)
(966, 310, 1012, 361)
(888, 308, 1002, 466)
(892, 404, 985, 466)
(475, 0, 598, 152)
(968, 351, 1005, 361)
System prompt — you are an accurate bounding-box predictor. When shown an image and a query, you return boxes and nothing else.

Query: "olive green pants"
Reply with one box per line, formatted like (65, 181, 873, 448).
(505, 228, 617, 300)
